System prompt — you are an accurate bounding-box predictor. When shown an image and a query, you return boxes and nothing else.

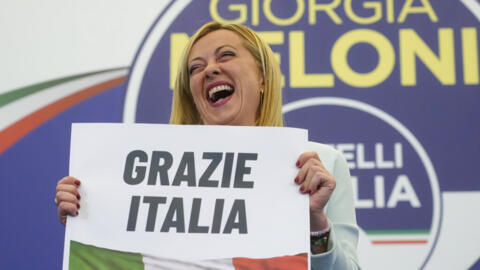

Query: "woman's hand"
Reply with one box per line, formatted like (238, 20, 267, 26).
(55, 176, 81, 225)
(295, 152, 336, 231)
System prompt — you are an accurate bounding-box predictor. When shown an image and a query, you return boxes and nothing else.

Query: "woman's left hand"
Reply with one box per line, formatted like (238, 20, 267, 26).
(295, 151, 336, 231)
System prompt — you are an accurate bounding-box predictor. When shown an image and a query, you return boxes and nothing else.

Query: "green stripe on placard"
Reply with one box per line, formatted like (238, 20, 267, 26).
(69, 240, 144, 270)
(365, 230, 430, 235)
(0, 67, 126, 108)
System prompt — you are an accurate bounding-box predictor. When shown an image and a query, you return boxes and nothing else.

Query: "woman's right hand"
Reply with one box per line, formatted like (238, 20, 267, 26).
(55, 176, 81, 225)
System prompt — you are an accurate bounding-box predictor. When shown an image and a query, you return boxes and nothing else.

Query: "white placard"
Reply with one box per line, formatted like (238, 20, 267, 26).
(63, 123, 310, 269)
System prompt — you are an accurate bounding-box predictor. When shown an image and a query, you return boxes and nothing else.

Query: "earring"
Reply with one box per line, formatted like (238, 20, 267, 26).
(260, 88, 264, 105)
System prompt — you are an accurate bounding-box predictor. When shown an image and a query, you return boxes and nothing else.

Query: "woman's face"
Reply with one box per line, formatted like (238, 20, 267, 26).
(188, 29, 263, 126)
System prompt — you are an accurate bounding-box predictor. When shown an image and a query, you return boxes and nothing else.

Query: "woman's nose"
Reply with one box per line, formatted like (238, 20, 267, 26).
(205, 62, 221, 79)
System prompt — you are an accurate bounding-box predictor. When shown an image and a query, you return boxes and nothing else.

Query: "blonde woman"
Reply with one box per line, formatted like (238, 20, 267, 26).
(56, 22, 360, 269)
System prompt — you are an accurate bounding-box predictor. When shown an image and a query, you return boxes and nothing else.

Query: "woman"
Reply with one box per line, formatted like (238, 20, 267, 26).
(56, 22, 360, 269)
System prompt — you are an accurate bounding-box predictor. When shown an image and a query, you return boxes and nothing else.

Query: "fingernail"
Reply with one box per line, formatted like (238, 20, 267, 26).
(74, 180, 81, 186)
(76, 211, 79, 216)
(299, 186, 305, 193)
(296, 161, 300, 167)
(76, 194, 81, 200)
(294, 177, 299, 184)
(77, 203, 80, 209)
(309, 190, 313, 195)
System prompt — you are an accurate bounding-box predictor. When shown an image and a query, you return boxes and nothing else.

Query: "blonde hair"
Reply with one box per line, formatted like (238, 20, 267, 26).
(169, 22, 283, 126)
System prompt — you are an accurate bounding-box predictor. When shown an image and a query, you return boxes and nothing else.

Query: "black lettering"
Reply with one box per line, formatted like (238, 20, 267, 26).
(148, 151, 173, 185)
(143, 196, 166, 232)
(211, 199, 224, 234)
(223, 199, 247, 234)
(221, 153, 234, 188)
(172, 152, 196, 187)
(188, 198, 209, 233)
(199, 152, 222, 187)
(126, 196, 140, 231)
(123, 150, 148, 185)
(161, 197, 185, 233)
(234, 153, 257, 188)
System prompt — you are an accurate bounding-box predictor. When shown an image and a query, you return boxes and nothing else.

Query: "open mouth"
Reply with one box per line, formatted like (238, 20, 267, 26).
(206, 84, 235, 104)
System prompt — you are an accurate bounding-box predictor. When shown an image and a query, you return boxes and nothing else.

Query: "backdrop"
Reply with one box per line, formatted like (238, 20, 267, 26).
(1, 0, 479, 269)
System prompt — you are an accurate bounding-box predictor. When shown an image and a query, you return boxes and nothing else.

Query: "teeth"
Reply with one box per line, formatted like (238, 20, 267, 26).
(208, 85, 233, 99)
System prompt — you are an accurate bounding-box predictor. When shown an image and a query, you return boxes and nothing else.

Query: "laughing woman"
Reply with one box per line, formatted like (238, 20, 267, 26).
(56, 22, 360, 270)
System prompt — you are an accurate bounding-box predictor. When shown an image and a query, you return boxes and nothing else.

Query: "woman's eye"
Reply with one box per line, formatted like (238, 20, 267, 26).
(189, 66, 198, 75)
(220, 51, 235, 58)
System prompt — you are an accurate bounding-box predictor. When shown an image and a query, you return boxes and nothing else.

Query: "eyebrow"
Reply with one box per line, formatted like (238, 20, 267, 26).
(189, 45, 236, 64)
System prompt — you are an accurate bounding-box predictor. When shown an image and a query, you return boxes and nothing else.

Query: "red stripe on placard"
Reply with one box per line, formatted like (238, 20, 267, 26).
(232, 254, 308, 270)
(0, 76, 126, 155)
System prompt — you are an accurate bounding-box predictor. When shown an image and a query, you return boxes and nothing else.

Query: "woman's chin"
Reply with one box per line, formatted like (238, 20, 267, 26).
(203, 114, 249, 126)
(207, 118, 237, 126)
